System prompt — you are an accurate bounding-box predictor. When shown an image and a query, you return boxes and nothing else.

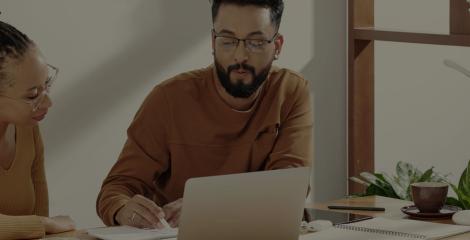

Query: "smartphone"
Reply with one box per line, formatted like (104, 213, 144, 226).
(304, 208, 372, 225)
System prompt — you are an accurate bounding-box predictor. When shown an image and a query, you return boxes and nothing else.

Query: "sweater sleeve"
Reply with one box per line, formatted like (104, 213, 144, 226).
(96, 86, 171, 226)
(31, 126, 49, 217)
(264, 79, 314, 170)
(0, 214, 45, 239)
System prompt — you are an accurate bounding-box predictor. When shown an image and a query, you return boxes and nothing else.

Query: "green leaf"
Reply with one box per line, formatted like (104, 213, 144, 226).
(365, 184, 385, 196)
(460, 195, 470, 210)
(355, 172, 397, 198)
(450, 182, 462, 198)
(383, 173, 408, 200)
(396, 162, 413, 183)
(449, 182, 469, 210)
(350, 177, 370, 187)
(430, 172, 450, 183)
(360, 172, 385, 185)
(364, 183, 400, 199)
(360, 173, 390, 190)
(373, 173, 391, 186)
(458, 160, 470, 197)
(418, 167, 434, 182)
(366, 173, 400, 199)
(446, 197, 464, 209)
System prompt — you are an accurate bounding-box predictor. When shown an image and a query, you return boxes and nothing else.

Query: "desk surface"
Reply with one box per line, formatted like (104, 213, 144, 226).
(47, 196, 470, 239)
(308, 195, 470, 240)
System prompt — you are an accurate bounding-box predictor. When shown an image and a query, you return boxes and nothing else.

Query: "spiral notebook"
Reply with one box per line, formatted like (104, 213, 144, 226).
(300, 217, 470, 240)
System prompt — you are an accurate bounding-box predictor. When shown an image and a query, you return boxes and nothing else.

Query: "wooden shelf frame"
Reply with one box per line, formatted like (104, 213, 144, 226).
(347, 0, 470, 194)
(354, 27, 470, 47)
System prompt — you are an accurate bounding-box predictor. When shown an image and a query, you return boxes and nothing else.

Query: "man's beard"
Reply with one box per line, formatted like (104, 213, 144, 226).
(215, 60, 272, 98)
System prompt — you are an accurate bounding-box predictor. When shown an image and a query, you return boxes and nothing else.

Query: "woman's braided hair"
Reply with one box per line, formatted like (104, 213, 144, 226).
(0, 21, 33, 91)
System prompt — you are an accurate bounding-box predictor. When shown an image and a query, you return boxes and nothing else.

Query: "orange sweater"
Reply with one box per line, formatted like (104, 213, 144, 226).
(0, 125, 48, 239)
(97, 65, 313, 226)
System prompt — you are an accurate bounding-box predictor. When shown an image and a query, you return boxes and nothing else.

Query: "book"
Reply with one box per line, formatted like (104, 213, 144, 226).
(300, 217, 470, 240)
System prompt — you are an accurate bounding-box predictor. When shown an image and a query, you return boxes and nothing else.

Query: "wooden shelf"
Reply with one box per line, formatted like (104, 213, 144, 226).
(354, 27, 470, 47)
(348, 0, 470, 195)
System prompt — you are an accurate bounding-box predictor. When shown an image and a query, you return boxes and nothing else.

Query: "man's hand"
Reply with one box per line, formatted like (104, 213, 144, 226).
(163, 198, 183, 228)
(115, 194, 166, 229)
(40, 215, 75, 234)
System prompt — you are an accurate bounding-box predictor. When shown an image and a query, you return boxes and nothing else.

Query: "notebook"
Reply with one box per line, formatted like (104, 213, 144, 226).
(300, 217, 470, 240)
(87, 226, 178, 240)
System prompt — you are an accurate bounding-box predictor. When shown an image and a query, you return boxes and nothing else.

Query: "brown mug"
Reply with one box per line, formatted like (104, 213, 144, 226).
(411, 182, 448, 213)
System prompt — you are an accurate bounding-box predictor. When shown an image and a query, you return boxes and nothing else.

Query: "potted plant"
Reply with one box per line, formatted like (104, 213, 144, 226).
(351, 160, 470, 210)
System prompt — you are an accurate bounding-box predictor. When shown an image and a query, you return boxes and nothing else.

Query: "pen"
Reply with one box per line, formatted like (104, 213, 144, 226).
(327, 205, 386, 211)
(158, 216, 172, 229)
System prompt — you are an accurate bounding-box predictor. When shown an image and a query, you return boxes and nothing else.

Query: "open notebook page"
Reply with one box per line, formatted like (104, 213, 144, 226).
(87, 225, 178, 240)
(300, 217, 470, 240)
(349, 217, 470, 240)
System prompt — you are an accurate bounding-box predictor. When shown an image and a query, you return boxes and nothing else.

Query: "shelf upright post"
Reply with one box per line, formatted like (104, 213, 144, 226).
(348, 0, 375, 195)
(450, 0, 470, 35)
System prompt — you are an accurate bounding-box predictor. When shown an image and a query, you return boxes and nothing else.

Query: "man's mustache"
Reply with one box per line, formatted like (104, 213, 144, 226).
(227, 63, 256, 75)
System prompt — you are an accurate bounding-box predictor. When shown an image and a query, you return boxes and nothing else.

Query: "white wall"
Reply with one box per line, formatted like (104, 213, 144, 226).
(0, 0, 334, 228)
(302, 0, 347, 203)
(375, 0, 470, 186)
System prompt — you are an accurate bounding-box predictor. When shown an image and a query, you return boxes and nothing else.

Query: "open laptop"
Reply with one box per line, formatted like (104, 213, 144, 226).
(177, 167, 310, 240)
(88, 167, 310, 240)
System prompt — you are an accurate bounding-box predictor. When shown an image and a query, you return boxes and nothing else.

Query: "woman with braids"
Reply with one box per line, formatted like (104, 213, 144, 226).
(0, 21, 75, 239)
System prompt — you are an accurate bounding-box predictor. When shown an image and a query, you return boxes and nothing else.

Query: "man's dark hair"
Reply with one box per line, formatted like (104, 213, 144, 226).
(211, 0, 284, 30)
(0, 21, 33, 90)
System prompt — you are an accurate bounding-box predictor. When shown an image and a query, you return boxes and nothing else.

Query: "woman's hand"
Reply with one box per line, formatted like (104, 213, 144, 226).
(40, 215, 75, 234)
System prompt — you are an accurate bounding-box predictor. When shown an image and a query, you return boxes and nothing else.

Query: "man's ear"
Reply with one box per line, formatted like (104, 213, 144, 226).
(274, 34, 284, 58)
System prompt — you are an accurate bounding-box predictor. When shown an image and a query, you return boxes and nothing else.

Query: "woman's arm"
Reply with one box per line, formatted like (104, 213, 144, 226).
(31, 126, 49, 217)
(30, 127, 75, 235)
(0, 214, 45, 240)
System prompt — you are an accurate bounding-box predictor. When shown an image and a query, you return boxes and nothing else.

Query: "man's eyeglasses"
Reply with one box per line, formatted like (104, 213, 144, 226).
(213, 29, 278, 54)
(0, 64, 58, 112)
